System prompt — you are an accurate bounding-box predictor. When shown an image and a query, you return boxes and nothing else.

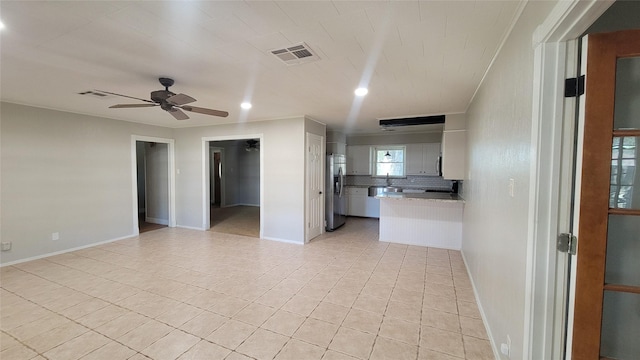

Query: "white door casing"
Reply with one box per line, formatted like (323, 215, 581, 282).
(306, 133, 324, 242)
(525, 1, 612, 359)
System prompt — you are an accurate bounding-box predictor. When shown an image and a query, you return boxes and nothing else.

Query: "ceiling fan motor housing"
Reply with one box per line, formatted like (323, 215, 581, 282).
(151, 90, 176, 105)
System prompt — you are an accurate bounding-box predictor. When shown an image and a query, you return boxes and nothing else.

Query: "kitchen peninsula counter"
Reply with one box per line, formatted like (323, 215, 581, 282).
(376, 192, 464, 249)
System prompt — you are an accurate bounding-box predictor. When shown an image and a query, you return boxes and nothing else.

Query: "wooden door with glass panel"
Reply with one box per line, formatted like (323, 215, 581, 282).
(572, 29, 640, 360)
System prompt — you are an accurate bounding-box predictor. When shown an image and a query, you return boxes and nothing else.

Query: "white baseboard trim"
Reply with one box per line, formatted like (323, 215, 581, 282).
(378, 239, 461, 251)
(145, 217, 169, 225)
(222, 203, 260, 208)
(0, 234, 136, 267)
(461, 250, 501, 360)
(176, 225, 207, 231)
(261, 236, 303, 245)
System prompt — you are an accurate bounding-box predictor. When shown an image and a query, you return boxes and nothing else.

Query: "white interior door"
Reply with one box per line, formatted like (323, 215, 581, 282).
(306, 133, 324, 242)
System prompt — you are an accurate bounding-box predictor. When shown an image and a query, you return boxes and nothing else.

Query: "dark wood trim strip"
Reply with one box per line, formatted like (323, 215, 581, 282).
(608, 208, 640, 216)
(612, 130, 640, 137)
(604, 284, 640, 294)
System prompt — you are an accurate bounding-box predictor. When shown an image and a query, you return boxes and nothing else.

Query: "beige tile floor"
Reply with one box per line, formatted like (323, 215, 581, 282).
(0, 218, 493, 360)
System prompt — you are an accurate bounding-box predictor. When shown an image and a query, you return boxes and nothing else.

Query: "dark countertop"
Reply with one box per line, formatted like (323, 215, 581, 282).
(375, 192, 464, 203)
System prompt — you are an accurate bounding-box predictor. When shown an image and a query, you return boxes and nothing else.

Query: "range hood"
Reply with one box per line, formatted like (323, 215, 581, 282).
(379, 115, 445, 128)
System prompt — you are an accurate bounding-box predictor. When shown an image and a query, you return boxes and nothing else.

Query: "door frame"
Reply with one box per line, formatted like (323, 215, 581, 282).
(202, 134, 264, 237)
(525, 0, 614, 359)
(130, 135, 176, 234)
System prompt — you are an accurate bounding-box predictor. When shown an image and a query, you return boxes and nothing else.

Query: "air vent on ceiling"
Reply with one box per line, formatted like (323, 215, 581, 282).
(379, 115, 446, 128)
(78, 90, 112, 99)
(270, 42, 320, 66)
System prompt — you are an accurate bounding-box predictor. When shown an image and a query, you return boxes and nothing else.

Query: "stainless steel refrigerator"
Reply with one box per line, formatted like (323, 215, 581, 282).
(326, 154, 346, 231)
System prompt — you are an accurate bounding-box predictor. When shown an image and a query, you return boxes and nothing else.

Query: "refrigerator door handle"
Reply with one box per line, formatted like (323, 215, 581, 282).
(338, 166, 344, 198)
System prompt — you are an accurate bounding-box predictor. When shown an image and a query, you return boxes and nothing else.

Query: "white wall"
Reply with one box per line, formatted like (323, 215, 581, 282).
(462, 1, 556, 358)
(234, 143, 260, 206)
(0, 102, 172, 264)
(174, 117, 309, 243)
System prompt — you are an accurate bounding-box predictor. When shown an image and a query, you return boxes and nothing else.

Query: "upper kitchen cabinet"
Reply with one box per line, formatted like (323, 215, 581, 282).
(441, 114, 467, 180)
(406, 143, 441, 176)
(346, 145, 371, 175)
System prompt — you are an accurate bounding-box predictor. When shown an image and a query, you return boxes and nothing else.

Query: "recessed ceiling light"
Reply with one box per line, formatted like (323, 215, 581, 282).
(355, 87, 368, 96)
(0, 20, 5, 30)
(240, 102, 252, 109)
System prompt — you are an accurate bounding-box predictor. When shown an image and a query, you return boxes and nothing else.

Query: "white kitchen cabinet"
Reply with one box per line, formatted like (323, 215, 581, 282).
(346, 145, 371, 175)
(406, 143, 441, 176)
(442, 130, 466, 180)
(346, 187, 379, 218)
(365, 196, 380, 218)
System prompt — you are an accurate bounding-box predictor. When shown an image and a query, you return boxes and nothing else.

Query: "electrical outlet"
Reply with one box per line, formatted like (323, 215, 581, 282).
(52, 232, 59, 241)
(500, 335, 512, 358)
(1, 242, 11, 251)
(500, 343, 509, 356)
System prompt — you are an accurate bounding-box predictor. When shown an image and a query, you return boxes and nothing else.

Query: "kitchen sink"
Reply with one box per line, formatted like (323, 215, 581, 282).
(384, 186, 402, 193)
(368, 186, 402, 196)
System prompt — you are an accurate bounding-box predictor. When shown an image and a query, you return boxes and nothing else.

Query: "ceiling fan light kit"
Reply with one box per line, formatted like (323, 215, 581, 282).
(101, 77, 229, 120)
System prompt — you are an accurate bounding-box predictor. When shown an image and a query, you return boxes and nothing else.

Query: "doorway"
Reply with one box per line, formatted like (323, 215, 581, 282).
(131, 135, 176, 235)
(204, 137, 262, 238)
(136, 141, 169, 233)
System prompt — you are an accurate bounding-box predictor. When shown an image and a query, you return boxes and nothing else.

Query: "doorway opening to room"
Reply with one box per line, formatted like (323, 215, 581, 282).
(204, 137, 262, 238)
(135, 140, 170, 233)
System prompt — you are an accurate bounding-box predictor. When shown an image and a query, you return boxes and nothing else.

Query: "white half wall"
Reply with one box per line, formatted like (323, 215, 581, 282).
(0, 102, 173, 264)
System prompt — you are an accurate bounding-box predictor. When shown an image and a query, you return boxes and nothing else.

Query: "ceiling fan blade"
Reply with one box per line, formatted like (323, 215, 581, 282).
(109, 104, 158, 108)
(181, 105, 229, 118)
(167, 93, 196, 106)
(168, 108, 189, 120)
(95, 90, 155, 104)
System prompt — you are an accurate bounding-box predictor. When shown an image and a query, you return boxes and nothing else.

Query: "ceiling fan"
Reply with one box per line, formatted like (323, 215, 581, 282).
(245, 139, 259, 152)
(98, 77, 229, 120)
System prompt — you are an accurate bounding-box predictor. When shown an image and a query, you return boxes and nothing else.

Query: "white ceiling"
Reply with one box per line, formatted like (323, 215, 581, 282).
(0, 1, 523, 134)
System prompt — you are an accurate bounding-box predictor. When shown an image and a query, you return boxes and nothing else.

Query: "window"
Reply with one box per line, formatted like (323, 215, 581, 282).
(373, 146, 405, 177)
(610, 136, 636, 208)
